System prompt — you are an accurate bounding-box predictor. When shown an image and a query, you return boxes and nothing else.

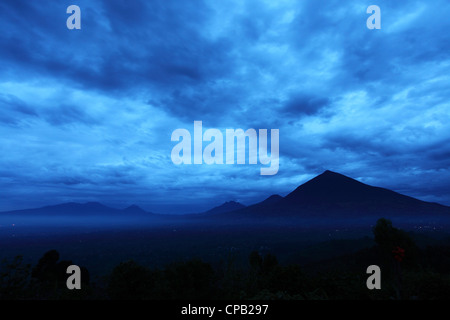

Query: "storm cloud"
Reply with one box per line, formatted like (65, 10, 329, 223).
(1, 0, 450, 213)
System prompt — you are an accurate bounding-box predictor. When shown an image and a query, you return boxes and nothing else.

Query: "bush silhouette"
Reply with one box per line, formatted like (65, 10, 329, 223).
(373, 218, 419, 267)
(0, 256, 32, 299)
(163, 259, 216, 299)
(107, 260, 157, 299)
(31, 250, 90, 299)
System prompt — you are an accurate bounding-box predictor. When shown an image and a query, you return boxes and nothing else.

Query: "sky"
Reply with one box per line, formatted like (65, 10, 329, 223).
(1, 0, 450, 213)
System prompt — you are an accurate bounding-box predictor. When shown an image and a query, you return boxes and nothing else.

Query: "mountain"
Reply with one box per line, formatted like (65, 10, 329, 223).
(202, 201, 246, 215)
(3, 170, 450, 221)
(257, 194, 284, 206)
(218, 170, 450, 219)
(1, 202, 153, 216)
(123, 205, 148, 215)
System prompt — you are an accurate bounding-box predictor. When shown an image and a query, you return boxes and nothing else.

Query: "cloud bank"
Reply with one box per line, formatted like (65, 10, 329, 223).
(1, 0, 450, 213)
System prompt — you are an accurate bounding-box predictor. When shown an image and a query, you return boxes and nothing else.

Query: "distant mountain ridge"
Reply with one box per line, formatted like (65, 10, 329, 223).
(1, 202, 154, 216)
(201, 201, 246, 215)
(2, 170, 450, 220)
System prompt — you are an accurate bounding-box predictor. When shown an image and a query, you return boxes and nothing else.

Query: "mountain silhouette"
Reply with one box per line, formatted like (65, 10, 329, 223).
(2, 170, 450, 221)
(258, 194, 284, 206)
(2, 202, 154, 216)
(218, 170, 450, 219)
(123, 205, 148, 215)
(202, 201, 246, 215)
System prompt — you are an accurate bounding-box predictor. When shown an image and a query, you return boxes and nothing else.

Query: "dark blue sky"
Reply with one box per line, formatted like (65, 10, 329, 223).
(1, 0, 450, 213)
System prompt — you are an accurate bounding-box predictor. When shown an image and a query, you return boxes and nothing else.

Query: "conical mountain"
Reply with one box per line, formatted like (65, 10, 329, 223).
(220, 170, 450, 218)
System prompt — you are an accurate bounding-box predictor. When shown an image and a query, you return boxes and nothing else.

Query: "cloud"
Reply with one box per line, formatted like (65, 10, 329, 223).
(43, 104, 98, 126)
(1, 0, 450, 212)
(0, 93, 38, 125)
(282, 94, 330, 116)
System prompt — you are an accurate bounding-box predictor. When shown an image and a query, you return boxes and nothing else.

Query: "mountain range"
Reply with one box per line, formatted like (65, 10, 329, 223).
(0, 201, 155, 217)
(2, 170, 450, 220)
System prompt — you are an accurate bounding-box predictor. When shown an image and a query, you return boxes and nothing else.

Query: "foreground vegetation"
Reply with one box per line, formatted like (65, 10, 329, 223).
(1, 219, 450, 300)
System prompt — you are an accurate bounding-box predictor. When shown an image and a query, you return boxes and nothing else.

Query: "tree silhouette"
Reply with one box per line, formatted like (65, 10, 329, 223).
(31, 250, 90, 299)
(373, 218, 418, 266)
(107, 260, 156, 299)
(164, 259, 216, 299)
(0, 256, 31, 299)
(373, 218, 419, 299)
